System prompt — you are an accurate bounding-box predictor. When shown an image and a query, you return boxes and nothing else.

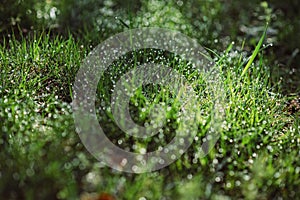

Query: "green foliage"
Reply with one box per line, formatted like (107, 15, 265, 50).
(0, 0, 300, 199)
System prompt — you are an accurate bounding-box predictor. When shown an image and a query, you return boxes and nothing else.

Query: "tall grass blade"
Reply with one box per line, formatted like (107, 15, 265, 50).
(241, 25, 268, 77)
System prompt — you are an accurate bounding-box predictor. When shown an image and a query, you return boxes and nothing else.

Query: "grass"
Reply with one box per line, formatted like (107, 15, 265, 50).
(241, 24, 267, 77)
(0, 29, 299, 199)
(1, 1, 300, 199)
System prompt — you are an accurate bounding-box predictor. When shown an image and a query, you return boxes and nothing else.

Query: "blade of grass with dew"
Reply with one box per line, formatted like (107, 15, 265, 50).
(241, 25, 268, 77)
(238, 39, 246, 65)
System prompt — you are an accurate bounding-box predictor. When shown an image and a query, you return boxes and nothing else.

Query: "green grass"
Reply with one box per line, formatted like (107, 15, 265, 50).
(0, 29, 299, 199)
(1, 1, 300, 199)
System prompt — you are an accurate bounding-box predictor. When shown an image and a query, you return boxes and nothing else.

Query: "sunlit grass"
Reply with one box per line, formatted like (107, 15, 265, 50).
(0, 29, 299, 199)
(0, 0, 299, 197)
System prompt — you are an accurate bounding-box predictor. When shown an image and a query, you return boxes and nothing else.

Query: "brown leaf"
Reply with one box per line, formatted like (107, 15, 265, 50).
(80, 192, 115, 200)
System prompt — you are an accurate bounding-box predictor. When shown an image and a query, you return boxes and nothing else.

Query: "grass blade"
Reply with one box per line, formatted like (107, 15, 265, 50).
(241, 25, 268, 77)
